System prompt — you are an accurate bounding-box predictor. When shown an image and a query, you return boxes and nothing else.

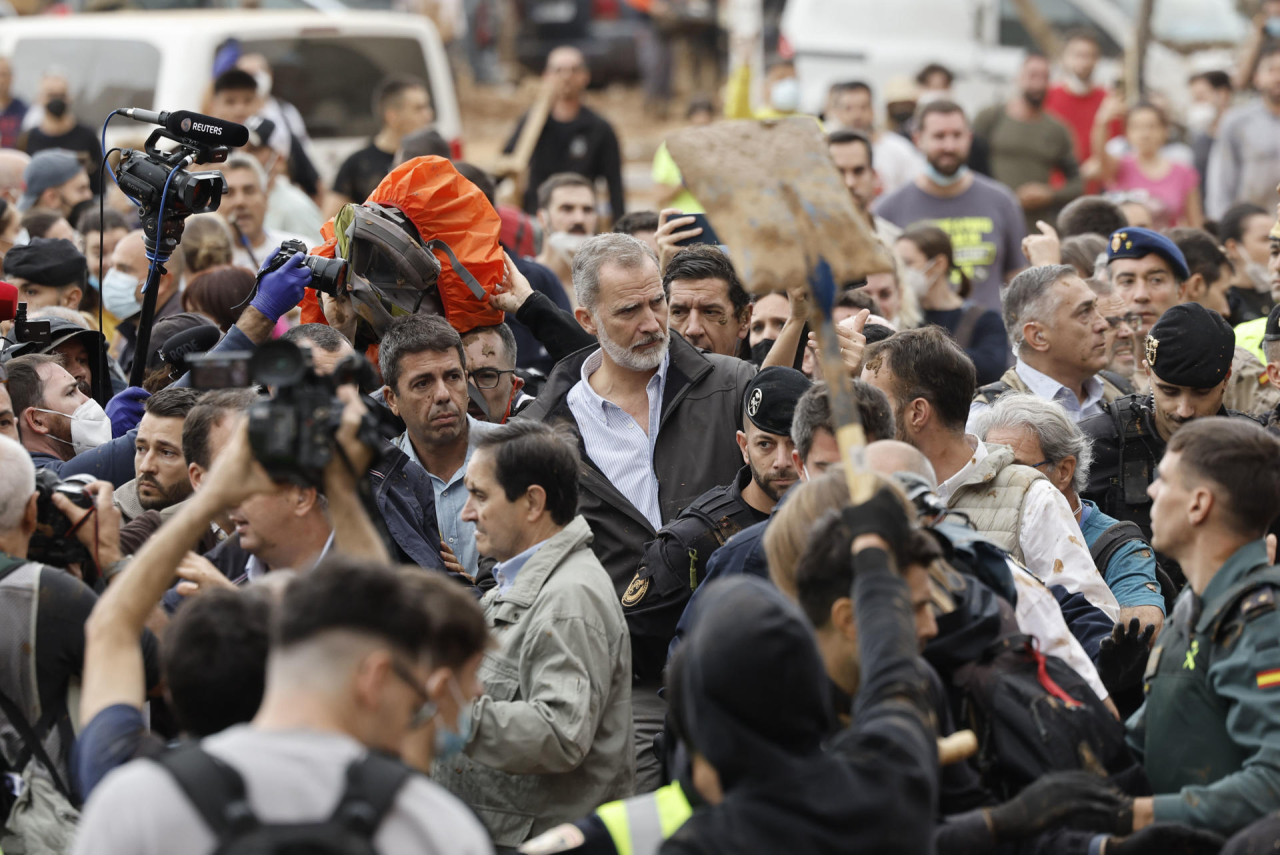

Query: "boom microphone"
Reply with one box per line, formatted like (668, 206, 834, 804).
(120, 108, 249, 148)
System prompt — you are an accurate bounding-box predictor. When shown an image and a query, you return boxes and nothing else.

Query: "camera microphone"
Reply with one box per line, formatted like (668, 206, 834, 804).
(0, 281, 18, 322)
(121, 108, 249, 148)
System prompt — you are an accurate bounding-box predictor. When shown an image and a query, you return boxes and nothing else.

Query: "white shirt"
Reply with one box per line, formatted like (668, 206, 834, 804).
(1010, 562, 1109, 701)
(968, 359, 1105, 430)
(566, 349, 669, 530)
(244, 531, 335, 582)
(872, 131, 926, 196)
(938, 437, 1119, 621)
(231, 226, 310, 272)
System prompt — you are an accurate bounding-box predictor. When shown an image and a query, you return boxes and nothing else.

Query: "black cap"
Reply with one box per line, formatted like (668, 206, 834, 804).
(743, 366, 811, 436)
(146, 312, 219, 371)
(3, 238, 87, 288)
(1265, 303, 1280, 342)
(1145, 302, 1234, 388)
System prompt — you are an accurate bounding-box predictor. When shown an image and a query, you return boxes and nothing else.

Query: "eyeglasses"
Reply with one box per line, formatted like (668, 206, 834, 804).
(1028, 459, 1055, 471)
(389, 658, 437, 728)
(1104, 313, 1142, 330)
(469, 368, 516, 390)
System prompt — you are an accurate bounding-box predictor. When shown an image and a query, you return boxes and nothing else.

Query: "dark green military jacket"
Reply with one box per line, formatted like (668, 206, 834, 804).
(1126, 540, 1280, 834)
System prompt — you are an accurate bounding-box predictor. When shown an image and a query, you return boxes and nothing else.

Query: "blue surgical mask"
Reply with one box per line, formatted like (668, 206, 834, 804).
(433, 679, 476, 761)
(1267, 16, 1280, 38)
(924, 161, 970, 187)
(87, 273, 100, 293)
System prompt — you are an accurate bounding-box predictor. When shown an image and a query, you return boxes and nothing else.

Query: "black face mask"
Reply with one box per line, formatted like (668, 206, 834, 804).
(889, 108, 915, 125)
(45, 98, 68, 119)
(750, 338, 776, 367)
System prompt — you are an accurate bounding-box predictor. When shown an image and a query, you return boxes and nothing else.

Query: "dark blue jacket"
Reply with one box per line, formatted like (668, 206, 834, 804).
(31, 429, 138, 488)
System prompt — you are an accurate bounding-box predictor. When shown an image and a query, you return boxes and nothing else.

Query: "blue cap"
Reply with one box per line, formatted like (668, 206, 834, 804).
(1105, 227, 1191, 281)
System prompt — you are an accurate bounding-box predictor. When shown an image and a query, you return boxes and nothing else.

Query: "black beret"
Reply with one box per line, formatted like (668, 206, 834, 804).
(1265, 302, 1280, 342)
(743, 366, 811, 436)
(3, 238, 87, 288)
(1145, 302, 1234, 388)
(1106, 227, 1191, 281)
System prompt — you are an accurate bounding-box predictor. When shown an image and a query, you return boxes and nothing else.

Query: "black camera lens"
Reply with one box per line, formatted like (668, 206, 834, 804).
(250, 340, 311, 388)
(303, 255, 349, 297)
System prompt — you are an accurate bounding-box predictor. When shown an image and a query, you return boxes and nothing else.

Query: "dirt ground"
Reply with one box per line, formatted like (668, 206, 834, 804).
(453, 74, 693, 214)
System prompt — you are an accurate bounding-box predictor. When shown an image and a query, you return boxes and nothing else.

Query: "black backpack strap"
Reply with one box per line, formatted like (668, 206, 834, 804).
(329, 751, 412, 837)
(158, 744, 257, 841)
(1099, 370, 1135, 397)
(953, 304, 986, 351)
(0, 682, 76, 806)
(1089, 520, 1148, 574)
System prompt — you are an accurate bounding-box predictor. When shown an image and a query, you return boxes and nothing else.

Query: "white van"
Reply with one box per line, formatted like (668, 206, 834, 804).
(0, 10, 461, 181)
(781, 0, 1245, 121)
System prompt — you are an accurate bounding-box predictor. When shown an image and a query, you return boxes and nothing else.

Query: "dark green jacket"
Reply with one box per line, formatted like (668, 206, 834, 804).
(1127, 539, 1280, 834)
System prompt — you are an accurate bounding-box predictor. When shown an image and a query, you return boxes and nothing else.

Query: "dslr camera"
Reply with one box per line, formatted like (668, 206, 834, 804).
(188, 339, 394, 486)
(30, 470, 95, 570)
(260, 239, 348, 298)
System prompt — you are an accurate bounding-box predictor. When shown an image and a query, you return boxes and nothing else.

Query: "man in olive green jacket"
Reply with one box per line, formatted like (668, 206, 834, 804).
(434, 420, 635, 848)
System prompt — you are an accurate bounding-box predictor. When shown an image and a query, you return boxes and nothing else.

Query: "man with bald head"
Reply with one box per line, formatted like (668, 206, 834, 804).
(503, 45, 625, 218)
(106, 231, 184, 372)
(0, 148, 29, 206)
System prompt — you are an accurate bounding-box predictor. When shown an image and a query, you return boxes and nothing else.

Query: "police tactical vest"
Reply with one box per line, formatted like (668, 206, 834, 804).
(945, 445, 1044, 565)
(1142, 565, 1280, 794)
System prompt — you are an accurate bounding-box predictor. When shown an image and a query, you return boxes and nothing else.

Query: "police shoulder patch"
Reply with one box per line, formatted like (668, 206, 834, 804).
(622, 574, 650, 608)
(1240, 586, 1278, 622)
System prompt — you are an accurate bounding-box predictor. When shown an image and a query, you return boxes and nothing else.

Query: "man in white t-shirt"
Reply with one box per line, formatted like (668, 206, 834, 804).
(73, 557, 494, 855)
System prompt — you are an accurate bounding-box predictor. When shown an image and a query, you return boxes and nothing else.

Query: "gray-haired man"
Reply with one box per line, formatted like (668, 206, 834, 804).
(969, 264, 1127, 428)
(519, 232, 753, 792)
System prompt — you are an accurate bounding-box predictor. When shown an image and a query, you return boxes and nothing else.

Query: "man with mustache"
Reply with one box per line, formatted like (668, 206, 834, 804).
(534, 172, 598, 305)
(382, 313, 495, 584)
(519, 232, 754, 791)
(114, 387, 201, 527)
(973, 53, 1082, 234)
(1081, 302, 1253, 541)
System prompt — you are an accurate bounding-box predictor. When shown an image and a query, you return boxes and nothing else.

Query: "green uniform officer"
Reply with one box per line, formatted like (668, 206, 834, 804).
(1124, 416, 1280, 836)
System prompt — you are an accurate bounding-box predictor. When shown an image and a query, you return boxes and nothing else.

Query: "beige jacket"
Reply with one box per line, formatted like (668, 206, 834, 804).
(433, 516, 635, 847)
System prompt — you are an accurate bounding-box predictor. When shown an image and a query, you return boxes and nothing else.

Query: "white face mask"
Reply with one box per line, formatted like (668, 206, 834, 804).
(903, 265, 933, 297)
(32, 399, 113, 455)
(1185, 102, 1217, 135)
(253, 69, 273, 98)
(770, 77, 801, 113)
(547, 232, 590, 259)
(101, 268, 143, 320)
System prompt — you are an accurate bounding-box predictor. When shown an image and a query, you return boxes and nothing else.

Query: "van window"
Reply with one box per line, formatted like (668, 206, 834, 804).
(10, 38, 161, 125)
(998, 0, 1121, 57)
(241, 36, 431, 140)
(1112, 0, 1247, 48)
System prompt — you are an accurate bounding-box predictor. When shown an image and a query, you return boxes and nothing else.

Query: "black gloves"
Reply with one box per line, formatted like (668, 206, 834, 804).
(1097, 618, 1157, 696)
(986, 771, 1133, 840)
(841, 485, 912, 559)
(1107, 823, 1225, 855)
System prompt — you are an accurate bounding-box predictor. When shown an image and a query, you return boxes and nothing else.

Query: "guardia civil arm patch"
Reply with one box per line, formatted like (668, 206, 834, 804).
(1256, 667, 1280, 689)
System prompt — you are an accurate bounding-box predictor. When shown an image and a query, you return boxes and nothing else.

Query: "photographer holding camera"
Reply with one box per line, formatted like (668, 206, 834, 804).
(0, 432, 160, 855)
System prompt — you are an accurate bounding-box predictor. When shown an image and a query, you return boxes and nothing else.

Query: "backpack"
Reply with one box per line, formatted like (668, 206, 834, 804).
(951, 614, 1139, 801)
(0, 555, 80, 855)
(156, 744, 412, 855)
(1089, 519, 1179, 614)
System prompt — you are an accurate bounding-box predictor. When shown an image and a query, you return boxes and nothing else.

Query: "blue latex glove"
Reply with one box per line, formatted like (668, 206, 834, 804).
(250, 249, 310, 322)
(105, 386, 150, 437)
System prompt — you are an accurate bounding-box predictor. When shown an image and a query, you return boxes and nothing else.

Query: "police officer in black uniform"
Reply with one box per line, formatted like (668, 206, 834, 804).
(622, 366, 811, 684)
(1080, 301, 1253, 542)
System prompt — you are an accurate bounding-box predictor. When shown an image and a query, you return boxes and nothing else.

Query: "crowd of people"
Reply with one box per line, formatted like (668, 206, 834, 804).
(7, 10, 1280, 855)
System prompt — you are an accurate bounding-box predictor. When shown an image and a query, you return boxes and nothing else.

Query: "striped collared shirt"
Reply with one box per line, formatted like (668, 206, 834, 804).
(566, 349, 669, 529)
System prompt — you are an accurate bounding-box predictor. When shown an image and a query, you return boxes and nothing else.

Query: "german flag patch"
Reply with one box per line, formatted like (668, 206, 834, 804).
(1257, 668, 1280, 689)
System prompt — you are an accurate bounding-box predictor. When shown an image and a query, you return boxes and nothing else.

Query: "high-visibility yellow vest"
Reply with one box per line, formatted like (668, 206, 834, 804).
(595, 782, 693, 855)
